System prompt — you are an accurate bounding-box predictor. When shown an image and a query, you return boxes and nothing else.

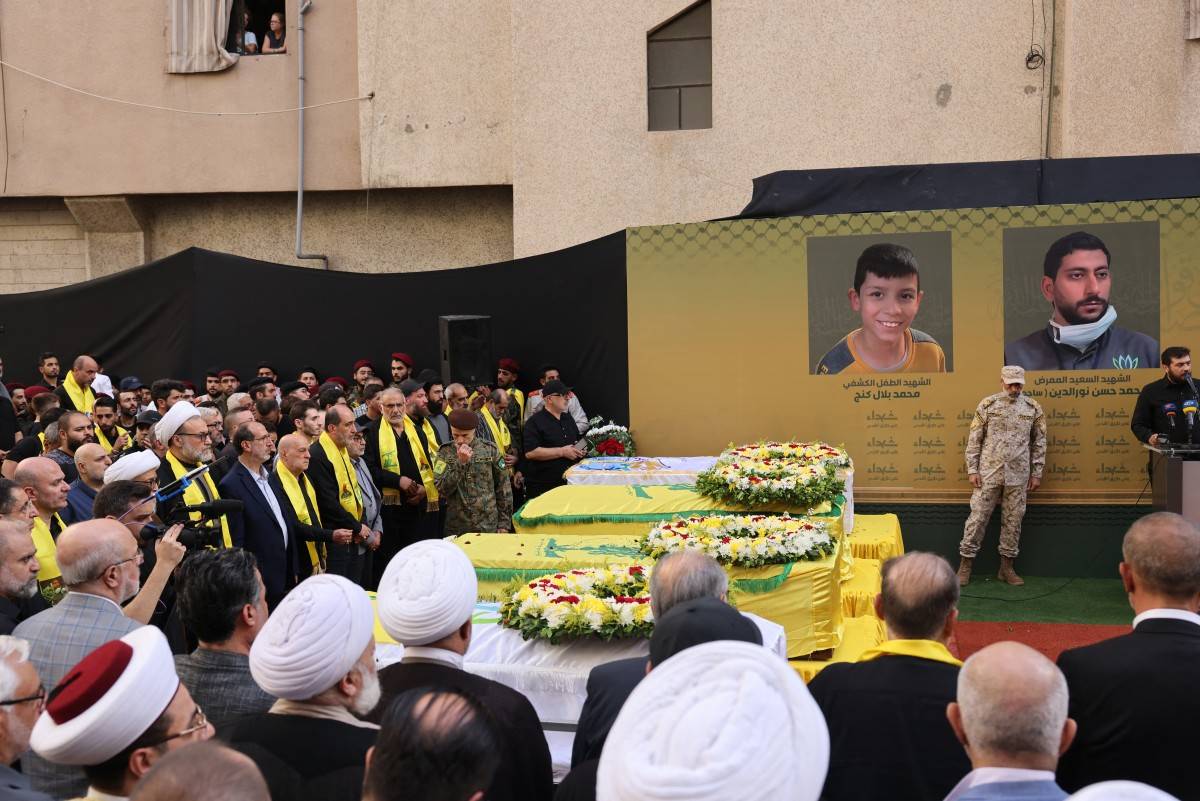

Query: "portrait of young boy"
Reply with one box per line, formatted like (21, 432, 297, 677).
(815, 243, 947, 374)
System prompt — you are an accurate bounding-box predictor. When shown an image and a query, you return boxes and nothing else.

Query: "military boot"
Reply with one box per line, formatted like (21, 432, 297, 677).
(997, 556, 1025, 586)
(956, 556, 974, 587)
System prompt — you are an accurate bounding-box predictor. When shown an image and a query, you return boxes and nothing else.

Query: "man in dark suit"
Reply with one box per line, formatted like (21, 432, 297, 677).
(370, 539, 553, 801)
(305, 407, 373, 582)
(1056, 512, 1200, 800)
(219, 422, 312, 609)
(807, 552, 970, 801)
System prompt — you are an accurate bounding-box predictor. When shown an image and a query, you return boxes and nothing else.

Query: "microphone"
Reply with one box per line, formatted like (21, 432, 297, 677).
(156, 454, 232, 500)
(181, 499, 244, 517)
(1183, 399, 1198, 431)
(1164, 402, 1178, 429)
(1186, 373, 1198, 399)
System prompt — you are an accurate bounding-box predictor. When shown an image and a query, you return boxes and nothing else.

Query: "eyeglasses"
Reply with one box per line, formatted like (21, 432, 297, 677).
(150, 705, 208, 745)
(0, 684, 45, 708)
(106, 550, 145, 571)
(177, 431, 212, 441)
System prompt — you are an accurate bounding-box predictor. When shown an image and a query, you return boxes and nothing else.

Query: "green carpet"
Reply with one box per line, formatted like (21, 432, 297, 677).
(957, 576, 1130, 625)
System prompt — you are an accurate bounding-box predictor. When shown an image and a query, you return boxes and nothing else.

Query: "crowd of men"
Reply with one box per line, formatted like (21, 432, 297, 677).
(0, 351, 1190, 800)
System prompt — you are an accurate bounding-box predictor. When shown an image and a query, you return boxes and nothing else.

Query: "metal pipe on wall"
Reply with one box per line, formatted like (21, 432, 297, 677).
(294, 0, 328, 268)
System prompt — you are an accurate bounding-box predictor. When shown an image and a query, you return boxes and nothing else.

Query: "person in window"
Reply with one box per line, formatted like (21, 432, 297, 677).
(242, 10, 258, 55)
(262, 12, 286, 54)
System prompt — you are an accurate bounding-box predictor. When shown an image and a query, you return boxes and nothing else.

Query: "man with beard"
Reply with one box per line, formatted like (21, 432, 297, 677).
(1, 403, 64, 480)
(290, 399, 324, 445)
(0, 635, 52, 801)
(219, 370, 241, 397)
(117, 380, 142, 430)
(389, 352, 414, 388)
(307, 407, 374, 583)
(46, 411, 93, 484)
(495, 358, 526, 457)
(229, 574, 380, 801)
(1005, 231, 1159, 371)
(35, 353, 59, 391)
(365, 387, 437, 587)
(7, 383, 29, 431)
(0, 521, 44, 635)
(62, 443, 110, 524)
(198, 369, 223, 405)
(13, 458, 69, 599)
(481, 388, 523, 495)
(155, 402, 233, 548)
(92, 395, 130, 455)
(14, 518, 146, 799)
(0, 477, 38, 529)
(348, 360, 375, 408)
(420, 372, 449, 443)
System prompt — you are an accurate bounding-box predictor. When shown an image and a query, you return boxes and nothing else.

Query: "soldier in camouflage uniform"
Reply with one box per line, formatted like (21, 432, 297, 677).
(435, 409, 514, 537)
(958, 365, 1047, 587)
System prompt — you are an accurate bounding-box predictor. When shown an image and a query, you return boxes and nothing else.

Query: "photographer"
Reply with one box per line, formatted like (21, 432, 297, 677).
(92, 480, 186, 631)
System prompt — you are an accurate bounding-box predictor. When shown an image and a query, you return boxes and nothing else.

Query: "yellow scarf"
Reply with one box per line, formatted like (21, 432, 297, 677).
(31, 514, 65, 583)
(856, 639, 962, 667)
(275, 461, 324, 574)
(481, 405, 511, 453)
(94, 425, 129, 454)
(405, 415, 443, 509)
(37, 431, 45, 450)
(62, 370, 95, 414)
(165, 450, 233, 548)
(508, 387, 525, 420)
(318, 432, 363, 521)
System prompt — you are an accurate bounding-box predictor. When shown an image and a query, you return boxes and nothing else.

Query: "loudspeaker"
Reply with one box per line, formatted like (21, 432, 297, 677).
(439, 315, 493, 387)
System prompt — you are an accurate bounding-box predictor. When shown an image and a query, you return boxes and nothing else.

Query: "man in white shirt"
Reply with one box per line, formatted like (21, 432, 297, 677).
(943, 641, 1073, 801)
(523, 365, 589, 433)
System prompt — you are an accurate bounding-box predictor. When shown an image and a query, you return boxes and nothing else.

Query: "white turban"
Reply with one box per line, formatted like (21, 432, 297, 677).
(103, 450, 161, 484)
(377, 540, 476, 645)
(596, 640, 829, 801)
(1069, 782, 1181, 801)
(31, 627, 179, 766)
(250, 574, 375, 700)
(154, 400, 200, 444)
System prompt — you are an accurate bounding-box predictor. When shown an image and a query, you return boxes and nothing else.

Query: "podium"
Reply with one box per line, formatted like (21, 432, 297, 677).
(1147, 444, 1200, 525)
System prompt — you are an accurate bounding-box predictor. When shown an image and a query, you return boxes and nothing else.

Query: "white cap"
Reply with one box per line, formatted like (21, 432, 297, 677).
(103, 450, 161, 484)
(377, 540, 477, 646)
(154, 401, 201, 444)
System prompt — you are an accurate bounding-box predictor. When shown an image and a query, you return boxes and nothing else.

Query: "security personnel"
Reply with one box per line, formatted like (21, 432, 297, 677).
(435, 409, 513, 537)
(957, 365, 1046, 587)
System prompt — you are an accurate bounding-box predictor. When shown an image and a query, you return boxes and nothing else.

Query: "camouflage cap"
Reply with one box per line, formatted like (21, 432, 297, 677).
(1000, 365, 1026, 384)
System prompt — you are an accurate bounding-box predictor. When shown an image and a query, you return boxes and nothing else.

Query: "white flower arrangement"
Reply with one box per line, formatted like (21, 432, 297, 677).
(501, 565, 654, 643)
(641, 514, 836, 567)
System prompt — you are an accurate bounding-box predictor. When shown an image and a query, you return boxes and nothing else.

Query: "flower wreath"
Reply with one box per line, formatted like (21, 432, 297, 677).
(500, 564, 654, 643)
(585, 417, 636, 457)
(695, 441, 849, 509)
(640, 514, 835, 567)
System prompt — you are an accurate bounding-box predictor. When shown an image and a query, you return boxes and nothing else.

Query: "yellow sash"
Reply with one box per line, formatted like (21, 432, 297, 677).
(165, 451, 233, 548)
(377, 422, 405, 505)
(94, 425, 129, 454)
(318, 432, 363, 521)
(31, 514, 64, 583)
(404, 415, 443, 509)
(508, 387, 525, 420)
(62, 370, 95, 414)
(856, 638, 962, 667)
(37, 431, 45, 450)
(275, 461, 324, 573)
(481, 406, 511, 453)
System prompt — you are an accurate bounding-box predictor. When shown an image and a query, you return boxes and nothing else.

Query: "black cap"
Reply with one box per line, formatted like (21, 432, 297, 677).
(135, 410, 162, 428)
(542, 379, 571, 397)
(245, 376, 273, 391)
(649, 597, 762, 667)
(415, 368, 440, 384)
(399, 378, 424, 397)
(279, 380, 305, 396)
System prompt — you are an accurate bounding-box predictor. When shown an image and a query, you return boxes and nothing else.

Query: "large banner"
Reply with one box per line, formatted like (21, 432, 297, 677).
(627, 199, 1200, 504)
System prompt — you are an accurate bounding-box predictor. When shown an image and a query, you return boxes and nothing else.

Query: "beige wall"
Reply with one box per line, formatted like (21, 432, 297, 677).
(0, 200, 86, 293)
(356, 0, 513, 188)
(0, 0, 362, 195)
(139, 188, 513, 273)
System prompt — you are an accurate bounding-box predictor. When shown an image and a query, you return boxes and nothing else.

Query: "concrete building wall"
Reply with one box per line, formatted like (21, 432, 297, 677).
(0, 200, 87, 293)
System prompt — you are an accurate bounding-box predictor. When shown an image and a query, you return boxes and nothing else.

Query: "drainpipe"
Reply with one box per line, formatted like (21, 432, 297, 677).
(294, 0, 328, 268)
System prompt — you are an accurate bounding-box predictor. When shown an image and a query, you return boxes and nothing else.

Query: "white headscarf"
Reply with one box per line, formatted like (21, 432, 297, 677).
(1068, 782, 1180, 801)
(249, 574, 375, 700)
(376, 540, 476, 646)
(597, 640, 829, 801)
(154, 400, 200, 444)
(103, 449, 161, 484)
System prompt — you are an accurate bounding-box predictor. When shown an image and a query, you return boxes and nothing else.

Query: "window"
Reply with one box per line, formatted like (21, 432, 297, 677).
(647, 1, 712, 131)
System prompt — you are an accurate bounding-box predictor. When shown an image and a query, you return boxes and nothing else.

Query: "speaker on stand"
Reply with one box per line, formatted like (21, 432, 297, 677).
(439, 315, 493, 388)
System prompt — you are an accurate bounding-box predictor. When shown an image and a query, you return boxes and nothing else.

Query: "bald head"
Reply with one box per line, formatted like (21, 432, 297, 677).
(130, 741, 269, 801)
(71, 355, 98, 387)
(879, 552, 959, 641)
(1121, 512, 1200, 602)
(56, 518, 135, 587)
(73, 443, 111, 488)
(13, 457, 68, 515)
(648, 549, 729, 619)
(278, 433, 308, 456)
(954, 642, 1072, 765)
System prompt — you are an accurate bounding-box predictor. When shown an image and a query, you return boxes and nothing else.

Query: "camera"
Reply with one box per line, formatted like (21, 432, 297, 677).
(146, 500, 239, 550)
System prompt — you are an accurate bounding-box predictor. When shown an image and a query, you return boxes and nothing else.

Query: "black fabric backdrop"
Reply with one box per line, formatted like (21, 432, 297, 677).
(0, 233, 630, 422)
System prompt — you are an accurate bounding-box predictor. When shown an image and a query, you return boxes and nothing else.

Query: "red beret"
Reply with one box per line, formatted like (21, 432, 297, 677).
(327, 376, 349, 389)
(390, 352, 414, 368)
(498, 358, 521, 373)
(5, 382, 25, 392)
(352, 359, 375, 372)
(181, 380, 197, 392)
(217, 369, 240, 379)
(24, 385, 50, 399)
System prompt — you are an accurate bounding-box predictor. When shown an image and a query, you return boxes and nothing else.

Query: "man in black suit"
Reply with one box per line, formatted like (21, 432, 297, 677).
(807, 551, 970, 801)
(570, 548, 734, 768)
(1056, 512, 1200, 800)
(305, 407, 373, 582)
(370, 539, 553, 801)
(219, 422, 316, 609)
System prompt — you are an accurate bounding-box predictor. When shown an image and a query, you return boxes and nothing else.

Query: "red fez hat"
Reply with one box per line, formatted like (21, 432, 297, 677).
(352, 359, 375, 372)
(24, 385, 50, 399)
(217, 369, 240, 379)
(390, 352, 414, 368)
(498, 357, 521, 373)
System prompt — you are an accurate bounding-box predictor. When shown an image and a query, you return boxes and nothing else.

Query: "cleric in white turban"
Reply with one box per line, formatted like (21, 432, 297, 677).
(103, 449, 160, 484)
(596, 640, 830, 801)
(154, 400, 200, 445)
(367, 539, 554, 799)
(226, 574, 380, 795)
(1068, 782, 1182, 801)
(30, 626, 213, 800)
